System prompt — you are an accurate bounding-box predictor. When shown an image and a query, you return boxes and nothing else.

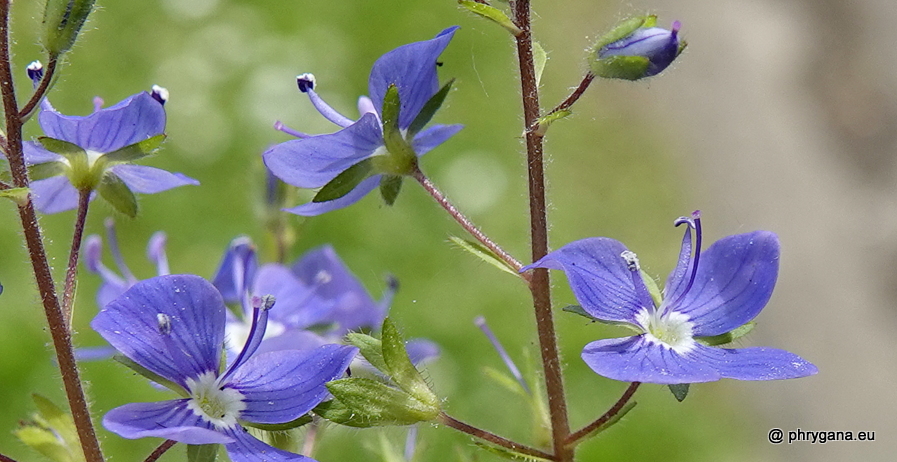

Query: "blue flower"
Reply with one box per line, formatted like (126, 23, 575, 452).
(21, 88, 197, 215)
(263, 27, 462, 216)
(524, 211, 817, 384)
(590, 16, 685, 80)
(92, 274, 357, 462)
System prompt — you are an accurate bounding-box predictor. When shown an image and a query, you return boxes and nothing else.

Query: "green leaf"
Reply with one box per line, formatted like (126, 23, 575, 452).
(28, 161, 66, 181)
(113, 354, 186, 396)
(313, 157, 376, 203)
(458, 1, 522, 36)
(242, 413, 313, 431)
(448, 236, 517, 276)
(317, 378, 440, 427)
(379, 174, 403, 206)
(407, 79, 454, 136)
(533, 109, 572, 136)
(381, 318, 438, 407)
(533, 42, 548, 86)
(668, 383, 689, 402)
(102, 134, 166, 163)
(346, 332, 388, 374)
(14, 394, 84, 462)
(97, 172, 138, 218)
(0, 187, 31, 206)
(472, 442, 551, 462)
(187, 444, 218, 462)
(696, 322, 756, 346)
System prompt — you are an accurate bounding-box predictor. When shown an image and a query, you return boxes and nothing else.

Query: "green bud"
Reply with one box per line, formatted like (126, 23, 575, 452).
(42, 0, 97, 56)
(589, 15, 684, 80)
(14, 394, 85, 462)
(317, 377, 441, 427)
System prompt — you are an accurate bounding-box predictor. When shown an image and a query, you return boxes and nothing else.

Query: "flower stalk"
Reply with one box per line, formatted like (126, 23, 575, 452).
(62, 189, 92, 326)
(438, 412, 553, 460)
(0, 2, 104, 461)
(512, 1, 572, 460)
(565, 382, 641, 447)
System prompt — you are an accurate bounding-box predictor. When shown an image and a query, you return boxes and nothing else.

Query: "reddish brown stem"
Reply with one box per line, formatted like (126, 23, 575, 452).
(143, 440, 176, 462)
(0, 2, 104, 461)
(512, 2, 573, 461)
(412, 166, 528, 279)
(0, 452, 18, 462)
(566, 382, 641, 446)
(439, 412, 553, 460)
(61, 190, 92, 326)
(541, 73, 595, 122)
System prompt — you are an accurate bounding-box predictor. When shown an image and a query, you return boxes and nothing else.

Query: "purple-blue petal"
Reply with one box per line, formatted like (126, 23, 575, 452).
(91, 275, 226, 386)
(30, 175, 85, 214)
(523, 237, 643, 325)
(282, 174, 381, 217)
(227, 344, 357, 424)
(369, 27, 458, 129)
(669, 231, 780, 337)
(691, 345, 818, 381)
(212, 237, 258, 305)
(109, 164, 199, 194)
(406, 339, 440, 365)
(103, 400, 232, 444)
(412, 124, 463, 156)
(222, 427, 313, 462)
(39, 92, 166, 153)
(263, 113, 383, 189)
(291, 244, 386, 331)
(253, 264, 334, 329)
(582, 336, 721, 384)
(254, 329, 331, 355)
(22, 141, 64, 164)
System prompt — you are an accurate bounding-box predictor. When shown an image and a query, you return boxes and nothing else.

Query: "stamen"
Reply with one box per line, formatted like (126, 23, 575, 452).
(670, 211, 702, 308)
(404, 425, 419, 461)
(26, 61, 43, 87)
(378, 274, 399, 312)
(620, 250, 656, 313)
(92, 96, 104, 113)
(296, 74, 356, 128)
(357, 95, 377, 116)
(475, 316, 530, 395)
(150, 85, 169, 106)
(104, 218, 137, 284)
(219, 295, 272, 384)
(273, 120, 311, 138)
(147, 231, 170, 276)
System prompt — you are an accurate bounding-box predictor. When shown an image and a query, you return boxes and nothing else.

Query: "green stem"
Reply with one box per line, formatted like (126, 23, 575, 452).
(511, 2, 572, 461)
(439, 412, 553, 460)
(62, 189, 91, 327)
(0, 2, 104, 461)
(565, 382, 640, 447)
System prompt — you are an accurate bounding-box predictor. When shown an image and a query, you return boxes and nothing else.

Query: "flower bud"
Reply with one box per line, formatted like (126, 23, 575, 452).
(589, 15, 685, 81)
(42, 0, 97, 56)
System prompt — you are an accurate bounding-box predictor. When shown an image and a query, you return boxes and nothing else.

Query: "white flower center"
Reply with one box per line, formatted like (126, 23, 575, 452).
(185, 371, 246, 429)
(224, 319, 285, 355)
(85, 150, 104, 168)
(635, 308, 696, 354)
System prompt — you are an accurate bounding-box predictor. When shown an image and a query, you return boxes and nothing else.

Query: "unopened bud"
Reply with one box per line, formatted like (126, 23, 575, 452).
(42, 0, 97, 56)
(589, 15, 685, 81)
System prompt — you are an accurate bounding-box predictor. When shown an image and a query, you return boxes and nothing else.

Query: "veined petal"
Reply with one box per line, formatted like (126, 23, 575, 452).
(103, 400, 232, 444)
(23, 141, 64, 164)
(691, 345, 818, 380)
(222, 427, 312, 462)
(228, 344, 356, 424)
(524, 237, 644, 324)
(39, 92, 166, 153)
(254, 329, 330, 356)
(369, 26, 458, 129)
(263, 113, 383, 189)
(91, 275, 226, 387)
(282, 174, 380, 217)
(253, 264, 334, 329)
(30, 175, 85, 214)
(406, 339, 440, 365)
(669, 231, 779, 337)
(412, 124, 463, 156)
(109, 164, 199, 194)
(291, 244, 386, 331)
(211, 237, 258, 305)
(581, 335, 721, 384)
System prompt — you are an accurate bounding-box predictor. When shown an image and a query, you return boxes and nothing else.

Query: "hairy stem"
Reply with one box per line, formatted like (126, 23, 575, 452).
(412, 166, 528, 278)
(0, 453, 18, 462)
(512, 2, 572, 460)
(0, 3, 104, 461)
(62, 190, 91, 327)
(541, 73, 595, 124)
(566, 382, 641, 446)
(19, 55, 58, 120)
(439, 412, 553, 460)
(143, 440, 176, 462)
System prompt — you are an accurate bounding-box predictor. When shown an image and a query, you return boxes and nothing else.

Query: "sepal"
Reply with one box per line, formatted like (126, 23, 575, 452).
(42, 0, 97, 56)
(316, 377, 440, 427)
(379, 174, 403, 206)
(668, 383, 689, 402)
(241, 413, 313, 431)
(97, 173, 138, 217)
(407, 79, 455, 137)
(695, 322, 756, 346)
(313, 157, 376, 203)
(186, 444, 218, 462)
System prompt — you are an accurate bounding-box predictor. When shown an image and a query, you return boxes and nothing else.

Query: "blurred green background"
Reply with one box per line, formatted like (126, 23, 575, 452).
(0, 1, 770, 461)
